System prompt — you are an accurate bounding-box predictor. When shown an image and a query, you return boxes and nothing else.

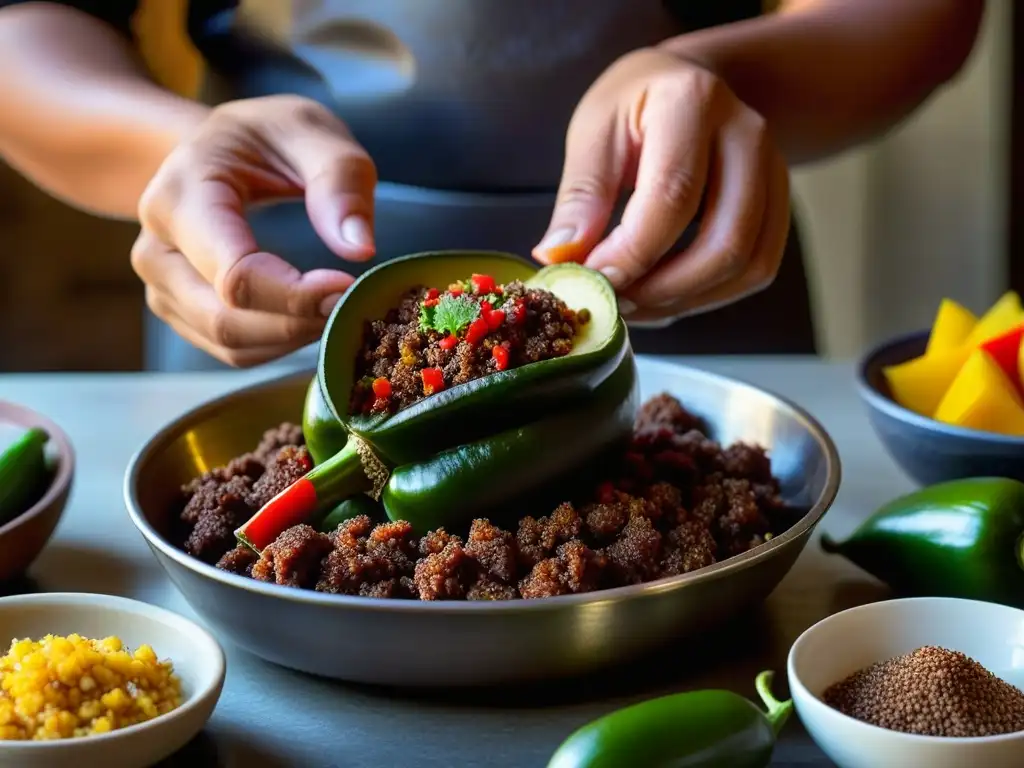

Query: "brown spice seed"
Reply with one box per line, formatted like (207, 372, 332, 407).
(822, 646, 1024, 738)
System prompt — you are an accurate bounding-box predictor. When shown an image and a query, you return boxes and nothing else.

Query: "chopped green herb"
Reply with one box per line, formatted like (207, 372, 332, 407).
(480, 293, 503, 307)
(418, 302, 436, 333)
(421, 294, 480, 336)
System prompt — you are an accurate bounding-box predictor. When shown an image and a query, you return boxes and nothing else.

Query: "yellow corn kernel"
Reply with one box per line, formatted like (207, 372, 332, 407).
(0, 634, 181, 741)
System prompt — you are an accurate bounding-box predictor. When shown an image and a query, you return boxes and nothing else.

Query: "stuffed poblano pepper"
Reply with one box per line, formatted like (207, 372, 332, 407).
(821, 477, 1024, 606)
(236, 251, 636, 551)
(546, 671, 792, 768)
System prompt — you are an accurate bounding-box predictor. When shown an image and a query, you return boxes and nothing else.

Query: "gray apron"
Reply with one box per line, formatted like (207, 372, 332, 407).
(145, 0, 814, 371)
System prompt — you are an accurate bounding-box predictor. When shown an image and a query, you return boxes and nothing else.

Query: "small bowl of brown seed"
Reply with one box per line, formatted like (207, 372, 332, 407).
(787, 597, 1024, 768)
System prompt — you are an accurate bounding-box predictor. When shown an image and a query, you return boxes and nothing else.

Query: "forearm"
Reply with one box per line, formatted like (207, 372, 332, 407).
(0, 3, 209, 219)
(662, 0, 986, 164)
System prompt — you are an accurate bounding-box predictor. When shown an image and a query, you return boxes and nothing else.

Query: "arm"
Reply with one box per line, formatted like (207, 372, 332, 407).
(663, 0, 986, 164)
(0, 2, 210, 219)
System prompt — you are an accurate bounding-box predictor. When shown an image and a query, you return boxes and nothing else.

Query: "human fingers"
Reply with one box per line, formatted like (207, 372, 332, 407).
(267, 101, 379, 263)
(623, 107, 771, 309)
(625, 143, 789, 323)
(132, 233, 329, 358)
(139, 172, 355, 318)
(533, 107, 622, 265)
(582, 73, 715, 290)
(148, 289, 311, 367)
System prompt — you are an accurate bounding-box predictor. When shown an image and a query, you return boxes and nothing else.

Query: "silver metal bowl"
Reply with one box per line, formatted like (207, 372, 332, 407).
(124, 357, 841, 687)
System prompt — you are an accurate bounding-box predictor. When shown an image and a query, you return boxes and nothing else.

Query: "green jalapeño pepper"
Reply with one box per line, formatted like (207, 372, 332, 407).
(235, 251, 636, 550)
(546, 671, 792, 768)
(0, 426, 51, 526)
(821, 477, 1024, 606)
(311, 250, 628, 466)
(238, 350, 638, 548)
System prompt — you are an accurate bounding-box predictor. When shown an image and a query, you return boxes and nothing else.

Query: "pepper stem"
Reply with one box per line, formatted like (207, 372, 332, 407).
(820, 533, 840, 554)
(754, 670, 793, 737)
(235, 438, 377, 552)
(307, 437, 377, 507)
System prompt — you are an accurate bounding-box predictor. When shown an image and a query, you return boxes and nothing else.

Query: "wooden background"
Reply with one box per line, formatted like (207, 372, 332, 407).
(0, 0, 199, 372)
(0, 165, 143, 371)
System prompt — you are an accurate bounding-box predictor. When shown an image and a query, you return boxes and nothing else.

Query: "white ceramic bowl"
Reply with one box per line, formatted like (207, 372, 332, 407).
(0, 593, 225, 768)
(788, 597, 1024, 768)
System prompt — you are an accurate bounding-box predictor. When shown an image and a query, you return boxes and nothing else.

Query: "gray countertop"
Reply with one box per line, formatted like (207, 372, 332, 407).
(0, 356, 911, 767)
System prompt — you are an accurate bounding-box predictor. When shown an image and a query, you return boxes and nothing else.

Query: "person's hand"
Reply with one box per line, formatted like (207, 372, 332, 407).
(533, 47, 790, 326)
(132, 95, 377, 366)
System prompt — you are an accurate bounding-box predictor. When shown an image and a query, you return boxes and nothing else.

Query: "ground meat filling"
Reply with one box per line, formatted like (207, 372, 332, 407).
(348, 275, 589, 415)
(178, 425, 312, 565)
(174, 394, 791, 601)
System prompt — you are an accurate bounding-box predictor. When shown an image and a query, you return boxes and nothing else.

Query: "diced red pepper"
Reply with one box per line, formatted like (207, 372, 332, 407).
(438, 334, 458, 351)
(492, 344, 510, 371)
(480, 300, 493, 314)
(447, 283, 464, 297)
(486, 309, 506, 331)
(466, 317, 489, 346)
(425, 287, 440, 301)
(471, 274, 496, 295)
(421, 367, 445, 395)
(596, 481, 617, 505)
(509, 298, 527, 325)
(371, 377, 392, 399)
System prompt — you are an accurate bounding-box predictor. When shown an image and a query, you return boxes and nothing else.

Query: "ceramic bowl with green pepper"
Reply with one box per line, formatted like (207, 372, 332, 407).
(0, 400, 74, 582)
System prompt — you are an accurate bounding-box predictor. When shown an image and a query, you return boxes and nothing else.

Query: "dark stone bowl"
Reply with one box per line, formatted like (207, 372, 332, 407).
(857, 330, 1024, 486)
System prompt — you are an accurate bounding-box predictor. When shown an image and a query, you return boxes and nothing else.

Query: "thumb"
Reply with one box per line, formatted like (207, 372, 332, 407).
(274, 109, 379, 262)
(533, 114, 625, 265)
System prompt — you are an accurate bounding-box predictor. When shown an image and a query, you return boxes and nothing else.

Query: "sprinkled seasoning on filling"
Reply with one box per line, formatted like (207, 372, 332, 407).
(349, 274, 590, 415)
(822, 645, 1024, 737)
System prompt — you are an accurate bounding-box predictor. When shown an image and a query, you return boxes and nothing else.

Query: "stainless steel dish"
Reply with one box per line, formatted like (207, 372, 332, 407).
(124, 357, 841, 687)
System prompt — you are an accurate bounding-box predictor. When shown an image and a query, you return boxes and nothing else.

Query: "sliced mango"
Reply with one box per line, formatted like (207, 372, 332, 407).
(883, 345, 972, 418)
(934, 349, 1024, 436)
(1019, 340, 1024, 398)
(926, 298, 977, 353)
(967, 290, 1024, 346)
(979, 323, 1024, 390)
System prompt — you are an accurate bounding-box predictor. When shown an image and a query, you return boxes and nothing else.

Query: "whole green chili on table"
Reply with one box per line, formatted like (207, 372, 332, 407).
(821, 477, 1024, 606)
(547, 671, 792, 768)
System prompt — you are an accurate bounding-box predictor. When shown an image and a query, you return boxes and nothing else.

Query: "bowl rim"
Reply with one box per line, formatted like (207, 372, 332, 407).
(786, 596, 1024, 745)
(0, 400, 75, 537)
(123, 355, 842, 614)
(856, 329, 1024, 445)
(0, 591, 226, 750)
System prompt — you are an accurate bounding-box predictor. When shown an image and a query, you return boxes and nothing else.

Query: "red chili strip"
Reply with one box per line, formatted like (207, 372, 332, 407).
(236, 478, 318, 551)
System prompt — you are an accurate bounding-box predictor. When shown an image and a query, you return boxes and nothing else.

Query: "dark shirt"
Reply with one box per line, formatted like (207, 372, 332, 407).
(0, 2, 763, 45)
